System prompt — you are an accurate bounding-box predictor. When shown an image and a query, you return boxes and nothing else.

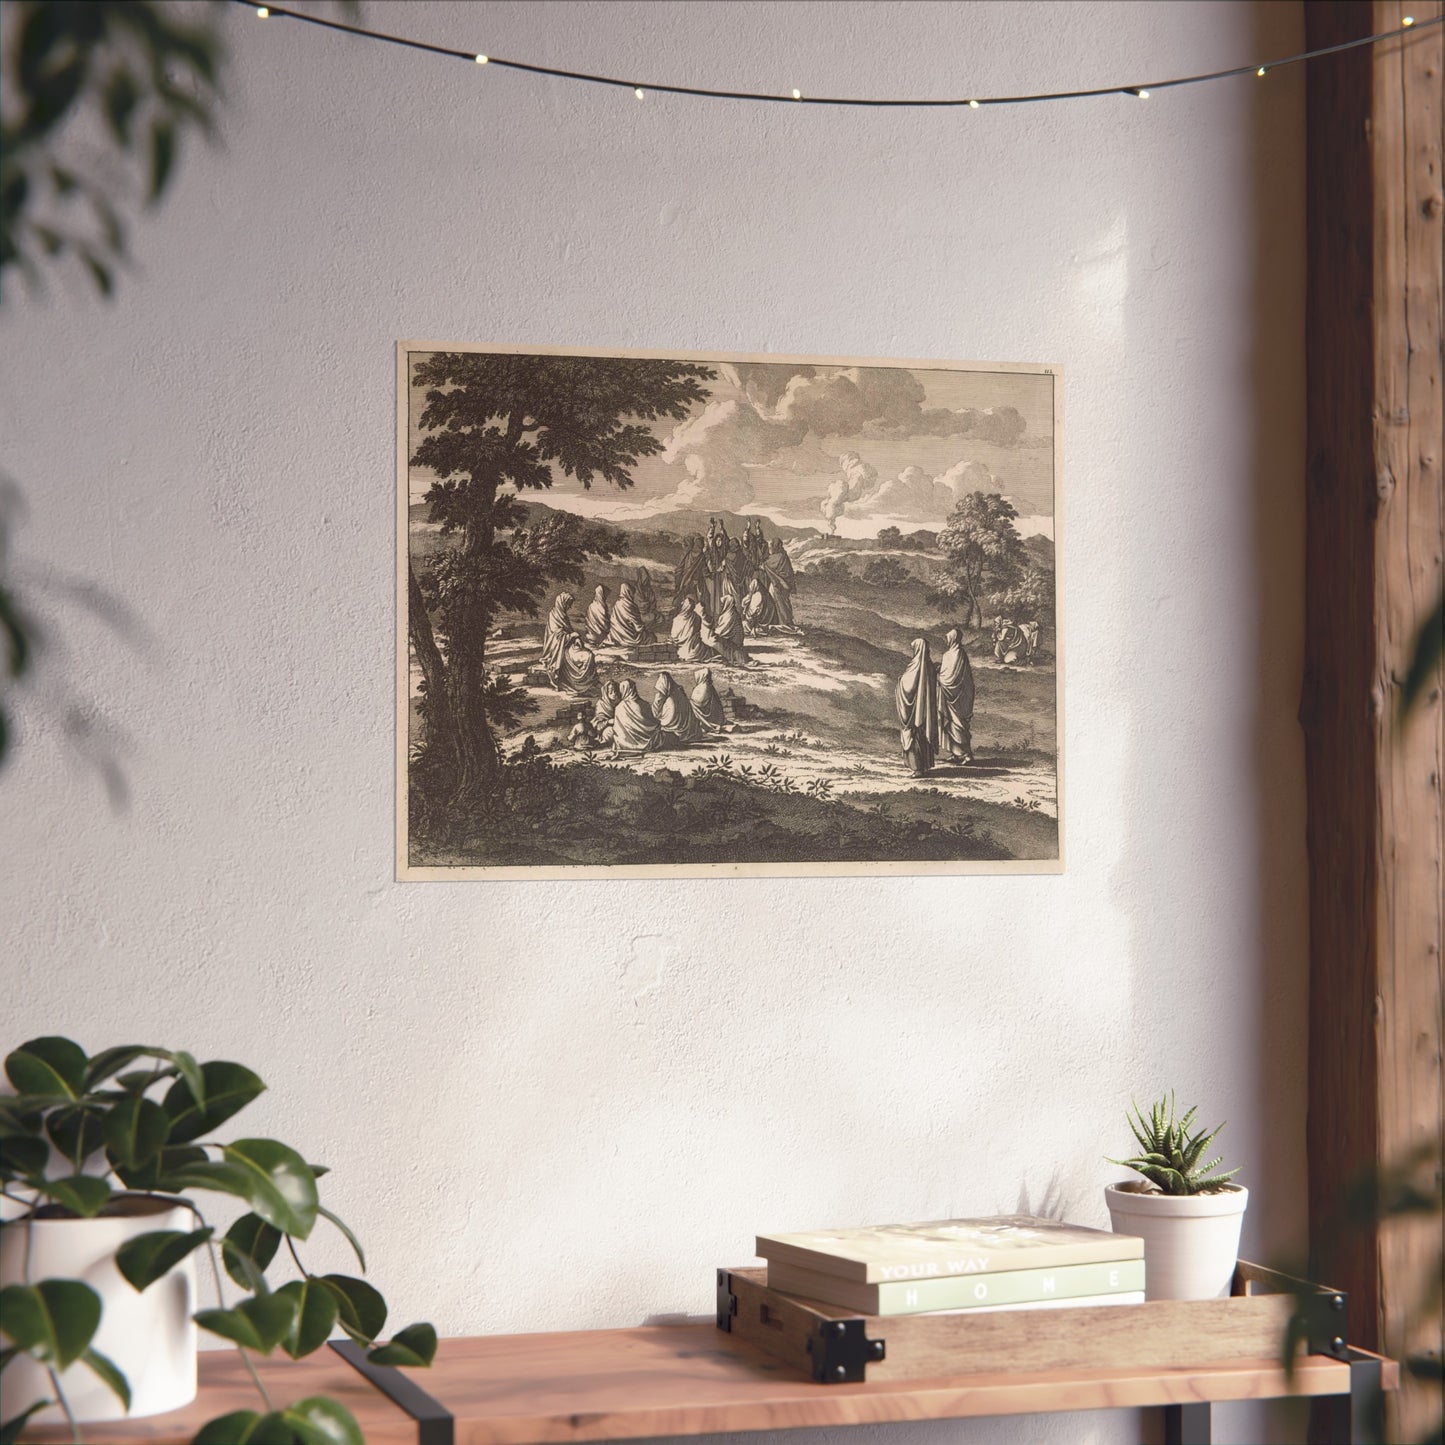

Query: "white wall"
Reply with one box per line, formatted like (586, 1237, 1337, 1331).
(0, 2, 1307, 1441)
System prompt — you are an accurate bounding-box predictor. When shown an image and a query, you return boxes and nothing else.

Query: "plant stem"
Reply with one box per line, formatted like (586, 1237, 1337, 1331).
(45, 1365, 81, 1445)
(201, 1223, 273, 1412)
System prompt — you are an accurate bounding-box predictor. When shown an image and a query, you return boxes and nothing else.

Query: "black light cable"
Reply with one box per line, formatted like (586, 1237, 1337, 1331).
(235, 2, 1439, 109)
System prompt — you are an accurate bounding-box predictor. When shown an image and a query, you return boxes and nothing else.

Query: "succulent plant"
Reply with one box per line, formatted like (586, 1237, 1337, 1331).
(1109, 1092, 1241, 1196)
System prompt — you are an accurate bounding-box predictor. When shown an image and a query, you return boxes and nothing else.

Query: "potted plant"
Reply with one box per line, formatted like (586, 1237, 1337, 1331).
(0, 1036, 436, 1443)
(1104, 1092, 1248, 1301)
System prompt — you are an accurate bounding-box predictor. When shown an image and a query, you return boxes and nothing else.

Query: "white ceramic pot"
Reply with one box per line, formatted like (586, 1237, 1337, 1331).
(1104, 1181, 1249, 1301)
(0, 1194, 198, 1422)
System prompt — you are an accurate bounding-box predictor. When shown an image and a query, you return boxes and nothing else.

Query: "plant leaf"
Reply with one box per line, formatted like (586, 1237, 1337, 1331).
(1399, 588, 1443, 721)
(194, 1292, 299, 1355)
(275, 1278, 339, 1359)
(0, 1400, 53, 1445)
(367, 1322, 437, 1368)
(81, 1346, 131, 1409)
(114, 1141, 207, 1192)
(192, 1410, 298, 1444)
(318, 1205, 366, 1273)
(104, 1094, 171, 1168)
(5, 1037, 87, 1099)
(220, 1139, 318, 1240)
(34, 1173, 112, 1216)
(45, 1103, 108, 1167)
(318, 1274, 386, 1345)
(116, 1227, 213, 1291)
(86, 1045, 167, 1090)
(162, 1061, 264, 1144)
(0, 1134, 48, 1180)
(0, 1280, 101, 1367)
(222, 1212, 281, 1289)
(148, 119, 176, 202)
(282, 1397, 365, 1445)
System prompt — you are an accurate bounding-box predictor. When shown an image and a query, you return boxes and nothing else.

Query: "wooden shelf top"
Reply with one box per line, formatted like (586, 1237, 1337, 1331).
(20, 1323, 1400, 1445)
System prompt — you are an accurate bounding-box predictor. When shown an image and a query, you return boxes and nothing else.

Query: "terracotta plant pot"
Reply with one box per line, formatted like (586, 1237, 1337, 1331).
(1104, 1180, 1249, 1301)
(0, 1194, 198, 1422)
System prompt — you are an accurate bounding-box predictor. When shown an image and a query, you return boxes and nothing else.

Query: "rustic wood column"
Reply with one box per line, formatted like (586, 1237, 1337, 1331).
(1303, 2, 1443, 1438)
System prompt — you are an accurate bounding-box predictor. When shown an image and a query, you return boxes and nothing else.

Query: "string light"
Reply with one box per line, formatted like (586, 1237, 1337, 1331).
(236, 2, 1440, 110)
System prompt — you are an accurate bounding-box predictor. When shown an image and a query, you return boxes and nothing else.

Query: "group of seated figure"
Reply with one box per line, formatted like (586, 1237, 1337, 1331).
(567, 669, 732, 757)
(538, 518, 802, 694)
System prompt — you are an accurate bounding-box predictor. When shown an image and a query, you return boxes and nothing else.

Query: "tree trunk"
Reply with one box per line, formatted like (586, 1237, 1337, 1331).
(443, 507, 503, 808)
(407, 560, 455, 771)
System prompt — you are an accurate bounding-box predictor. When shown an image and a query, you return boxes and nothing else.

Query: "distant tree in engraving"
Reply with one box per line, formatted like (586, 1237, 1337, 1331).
(929, 492, 1027, 630)
(408, 353, 715, 818)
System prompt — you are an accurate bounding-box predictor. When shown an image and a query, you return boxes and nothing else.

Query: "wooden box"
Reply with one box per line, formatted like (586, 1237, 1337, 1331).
(717, 1261, 1352, 1384)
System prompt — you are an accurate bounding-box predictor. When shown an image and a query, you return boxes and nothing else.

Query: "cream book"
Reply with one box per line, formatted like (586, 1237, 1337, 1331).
(767, 1257, 1146, 1315)
(756, 1215, 1143, 1284)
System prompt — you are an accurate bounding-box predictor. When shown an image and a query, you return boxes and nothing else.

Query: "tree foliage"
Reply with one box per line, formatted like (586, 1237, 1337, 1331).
(989, 562, 1054, 624)
(929, 492, 1027, 629)
(1, 0, 223, 300)
(862, 556, 910, 589)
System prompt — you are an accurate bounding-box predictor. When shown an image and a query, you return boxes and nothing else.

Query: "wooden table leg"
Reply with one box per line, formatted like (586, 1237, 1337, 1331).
(1162, 1402, 1211, 1445)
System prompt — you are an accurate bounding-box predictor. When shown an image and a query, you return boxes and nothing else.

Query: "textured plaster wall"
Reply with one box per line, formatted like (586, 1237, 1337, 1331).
(1, 2, 1307, 1441)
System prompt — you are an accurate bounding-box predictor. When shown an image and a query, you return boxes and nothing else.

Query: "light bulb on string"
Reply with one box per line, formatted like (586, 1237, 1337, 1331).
(216, 0, 1443, 115)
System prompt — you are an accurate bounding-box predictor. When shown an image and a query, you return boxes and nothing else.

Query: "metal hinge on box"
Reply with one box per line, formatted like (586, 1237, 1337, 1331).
(804, 1317, 886, 1383)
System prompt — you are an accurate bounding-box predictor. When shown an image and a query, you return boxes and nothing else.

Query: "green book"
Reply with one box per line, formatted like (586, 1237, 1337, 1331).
(767, 1257, 1146, 1315)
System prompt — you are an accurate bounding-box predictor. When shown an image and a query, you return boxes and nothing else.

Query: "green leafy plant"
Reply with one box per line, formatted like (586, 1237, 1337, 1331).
(0, 1036, 436, 1444)
(1108, 1092, 1241, 1196)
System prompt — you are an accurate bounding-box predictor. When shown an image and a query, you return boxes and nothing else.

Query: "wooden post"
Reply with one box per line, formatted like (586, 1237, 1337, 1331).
(1303, 2, 1444, 1439)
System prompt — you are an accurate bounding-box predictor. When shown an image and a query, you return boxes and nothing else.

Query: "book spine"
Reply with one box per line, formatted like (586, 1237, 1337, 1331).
(871, 1258, 1145, 1314)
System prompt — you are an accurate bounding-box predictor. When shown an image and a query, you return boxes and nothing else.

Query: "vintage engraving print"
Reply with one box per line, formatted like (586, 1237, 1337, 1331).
(398, 344, 1062, 878)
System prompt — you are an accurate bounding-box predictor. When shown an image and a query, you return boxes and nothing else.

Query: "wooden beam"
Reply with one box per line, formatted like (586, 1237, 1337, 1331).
(1303, 2, 1444, 1439)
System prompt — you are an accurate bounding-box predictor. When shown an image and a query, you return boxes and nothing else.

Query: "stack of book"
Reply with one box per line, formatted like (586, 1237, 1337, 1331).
(756, 1215, 1145, 1317)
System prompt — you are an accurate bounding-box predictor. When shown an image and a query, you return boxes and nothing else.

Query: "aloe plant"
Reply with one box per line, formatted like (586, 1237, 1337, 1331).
(0, 1036, 436, 1444)
(1109, 1092, 1241, 1196)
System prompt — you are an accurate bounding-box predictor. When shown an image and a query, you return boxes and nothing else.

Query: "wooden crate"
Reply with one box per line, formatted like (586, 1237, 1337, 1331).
(717, 1261, 1352, 1384)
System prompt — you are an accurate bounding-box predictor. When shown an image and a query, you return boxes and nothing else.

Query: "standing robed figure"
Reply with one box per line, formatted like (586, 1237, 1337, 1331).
(762, 539, 798, 630)
(937, 627, 975, 764)
(895, 637, 940, 776)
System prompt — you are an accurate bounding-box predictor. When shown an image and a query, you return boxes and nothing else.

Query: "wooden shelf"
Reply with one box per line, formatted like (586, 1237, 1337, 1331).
(20, 1322, 1399, 1445)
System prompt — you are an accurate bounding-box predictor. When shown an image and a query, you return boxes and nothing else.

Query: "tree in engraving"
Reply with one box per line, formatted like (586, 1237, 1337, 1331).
(407, 353, 715, 819)
(928, 492, 1027, 630)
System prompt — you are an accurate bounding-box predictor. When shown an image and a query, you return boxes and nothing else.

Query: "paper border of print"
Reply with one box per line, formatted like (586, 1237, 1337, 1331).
(397, 342, 1064, 881)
